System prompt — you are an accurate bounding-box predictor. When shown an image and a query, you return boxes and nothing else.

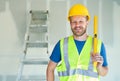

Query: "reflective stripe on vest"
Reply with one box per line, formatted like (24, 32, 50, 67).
(58, 36, 101, 78)
(58, 68, 98, 78)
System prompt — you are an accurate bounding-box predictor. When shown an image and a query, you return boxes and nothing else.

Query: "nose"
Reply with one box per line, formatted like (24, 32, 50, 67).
(75, 22, 81, 27)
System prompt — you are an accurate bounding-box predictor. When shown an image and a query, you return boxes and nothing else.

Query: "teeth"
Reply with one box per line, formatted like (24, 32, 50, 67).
(76, 28, 81, 30)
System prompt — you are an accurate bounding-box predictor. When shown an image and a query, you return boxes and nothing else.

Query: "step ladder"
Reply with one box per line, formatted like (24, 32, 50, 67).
(16, 10, 49, 81)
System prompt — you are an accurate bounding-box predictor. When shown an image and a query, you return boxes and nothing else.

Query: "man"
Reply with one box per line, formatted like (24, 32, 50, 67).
(46, 4, 108, 81)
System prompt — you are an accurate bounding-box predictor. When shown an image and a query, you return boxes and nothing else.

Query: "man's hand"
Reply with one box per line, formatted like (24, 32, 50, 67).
(91, 53, 103, 67)
(91, 53, 108, 76)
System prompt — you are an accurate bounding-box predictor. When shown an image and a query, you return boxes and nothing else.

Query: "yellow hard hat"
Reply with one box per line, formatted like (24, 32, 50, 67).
(68, 4, 90, 21)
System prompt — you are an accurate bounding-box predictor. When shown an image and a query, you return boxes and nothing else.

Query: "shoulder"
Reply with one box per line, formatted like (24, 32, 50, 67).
(49, 40, 61, 63)
(60, 36, 73, 42)
(59, 36, 71, 44)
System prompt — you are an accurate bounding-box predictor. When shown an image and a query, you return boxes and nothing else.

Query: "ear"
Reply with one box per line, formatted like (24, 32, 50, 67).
(86, 21, 89, 26)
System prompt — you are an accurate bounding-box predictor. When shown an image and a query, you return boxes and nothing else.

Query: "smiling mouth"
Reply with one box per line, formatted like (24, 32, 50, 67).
(75, 27, 83, 31)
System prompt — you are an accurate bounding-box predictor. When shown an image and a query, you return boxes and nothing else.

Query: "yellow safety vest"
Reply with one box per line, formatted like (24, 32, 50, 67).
(57, 36, 102, 81)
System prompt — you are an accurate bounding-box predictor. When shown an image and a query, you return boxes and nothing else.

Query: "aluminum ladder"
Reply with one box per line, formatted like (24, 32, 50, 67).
(16, 10, 49, 81)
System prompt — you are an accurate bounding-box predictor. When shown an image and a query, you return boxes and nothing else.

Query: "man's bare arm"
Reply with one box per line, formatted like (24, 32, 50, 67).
(46, 60, 57, 81)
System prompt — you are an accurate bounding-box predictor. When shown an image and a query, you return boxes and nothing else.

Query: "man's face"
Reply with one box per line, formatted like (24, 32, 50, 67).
(70, 15, 88, 37)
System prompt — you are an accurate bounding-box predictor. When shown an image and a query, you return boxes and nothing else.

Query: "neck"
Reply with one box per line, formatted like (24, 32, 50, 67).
(73, 33, 88, 41)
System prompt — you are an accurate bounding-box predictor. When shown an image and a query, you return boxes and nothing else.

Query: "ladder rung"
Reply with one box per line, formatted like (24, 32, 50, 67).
(31, 10, 48, 20)
(29, 25, 47, 33)
(20, 79, 46, 81)
(30, 10, 48, 15)
(26, 41, 48, 48)
(22, 59, 48, 65)
(30, 24, 47, 27)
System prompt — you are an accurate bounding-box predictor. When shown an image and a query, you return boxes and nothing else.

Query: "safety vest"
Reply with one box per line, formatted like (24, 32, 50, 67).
(57, 36, 102, 81)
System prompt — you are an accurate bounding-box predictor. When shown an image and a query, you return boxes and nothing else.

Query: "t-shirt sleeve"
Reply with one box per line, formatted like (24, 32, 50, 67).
(100, 42, 108, 67)
(50, 41, 61, 63)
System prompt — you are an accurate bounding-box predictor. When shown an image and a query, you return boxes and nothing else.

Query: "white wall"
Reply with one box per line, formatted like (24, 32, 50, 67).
(0, 0, 26, 75)
(0, 0, 120, 81)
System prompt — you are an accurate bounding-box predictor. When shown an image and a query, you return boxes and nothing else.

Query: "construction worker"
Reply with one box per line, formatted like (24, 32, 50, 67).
(46, 4, 108, 81)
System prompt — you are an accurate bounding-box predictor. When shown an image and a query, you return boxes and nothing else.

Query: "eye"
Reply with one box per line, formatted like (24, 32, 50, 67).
(71, 21, 77, 24)
(79, 21, 84, 24)
(71, 20, 85, 25)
